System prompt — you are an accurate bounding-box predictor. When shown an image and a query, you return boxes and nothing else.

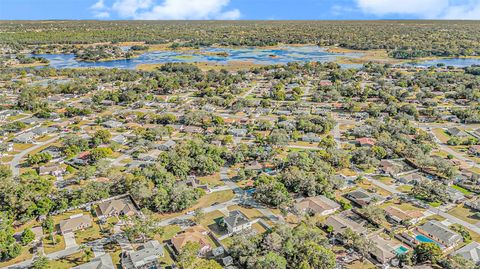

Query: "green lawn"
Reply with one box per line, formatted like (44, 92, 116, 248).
(448, 205, 480, 224)
(154, 225, 182, 242)
(43, 234, 66, 254)
(75, 221, 104, 244)
(451, 185, 473, 195)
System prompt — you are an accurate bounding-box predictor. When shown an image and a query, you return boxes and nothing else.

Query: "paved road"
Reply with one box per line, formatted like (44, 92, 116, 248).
(10, 136, 62, 176)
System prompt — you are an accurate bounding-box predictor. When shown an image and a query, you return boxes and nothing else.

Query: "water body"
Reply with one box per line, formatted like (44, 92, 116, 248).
(34, 46, 363, 69)
(32, 46, 480, 70)
(406, 58, 480, 67)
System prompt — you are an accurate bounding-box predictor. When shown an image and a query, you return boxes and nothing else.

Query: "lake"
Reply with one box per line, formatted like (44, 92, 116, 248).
(34, 46, 363, 69)
(33, 46, 480, 70)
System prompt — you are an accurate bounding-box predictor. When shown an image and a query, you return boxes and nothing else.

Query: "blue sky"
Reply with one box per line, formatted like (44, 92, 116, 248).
(1, 0, 480, 20)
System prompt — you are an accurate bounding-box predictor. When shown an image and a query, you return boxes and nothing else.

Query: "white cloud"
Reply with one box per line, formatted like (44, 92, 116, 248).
(355, 0, 480, 19)
(91, 0, 106, 10)
(92, 0, 240, 20)
(112, 0, 153, 18)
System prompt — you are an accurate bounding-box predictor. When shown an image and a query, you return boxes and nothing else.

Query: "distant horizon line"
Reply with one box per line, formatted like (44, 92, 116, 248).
(1, 19, 480, 22)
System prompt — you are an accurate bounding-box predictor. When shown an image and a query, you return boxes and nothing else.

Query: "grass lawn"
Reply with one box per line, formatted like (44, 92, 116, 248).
(227, 205, 265, 220)
(192, 190, 234, 211)
(159, 246, 175, 267)
(339, 168, 357, 177)
(358, 181, 391, 196)
(396, 185, 413, 193)
(200, 210, 227, 237)
(198, 173, 224, 187)
(13, 143, 34, 151)
(433, 128, 450, 143)
(251, 222, 267, 234)
(75, 221, 104, 244)
(0, 246, 33, 267)
(48, 250, 87, 269)
(451, 185, 473, 195)
(429, 201, 442, 207)
(373, 175, 394, 185)
(448, 205, 480, 225)
(43, 234, 66, 254)
(379, 200, 425, 212)
(154, 225, 182, 242)
(347, 260, 376, 269)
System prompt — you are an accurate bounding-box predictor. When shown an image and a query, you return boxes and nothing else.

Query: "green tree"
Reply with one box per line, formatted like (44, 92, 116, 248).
(21, 228, 35, 245)
(414, 242, 442, 264)
(32, 255, 50, 269)
(256, 251, 287, 269)
(177, 241, 200, 269)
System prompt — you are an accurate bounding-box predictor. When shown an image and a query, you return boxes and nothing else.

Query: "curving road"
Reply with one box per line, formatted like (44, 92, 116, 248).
(10, 136, 62, 176)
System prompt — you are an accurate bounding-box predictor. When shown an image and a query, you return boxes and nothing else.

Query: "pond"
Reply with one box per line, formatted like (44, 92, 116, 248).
(34, 46, 363, 69)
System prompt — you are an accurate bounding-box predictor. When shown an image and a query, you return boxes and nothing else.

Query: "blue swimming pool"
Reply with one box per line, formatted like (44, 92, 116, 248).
(395, 246, 409, 255)
(415, 234, 435, 243)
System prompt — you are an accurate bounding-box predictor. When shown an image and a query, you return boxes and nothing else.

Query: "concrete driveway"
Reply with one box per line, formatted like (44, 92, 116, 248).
(63, 232, 77, 248)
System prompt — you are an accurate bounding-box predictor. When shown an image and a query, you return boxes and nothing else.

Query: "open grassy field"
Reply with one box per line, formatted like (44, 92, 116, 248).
(448, 205, 480, 224)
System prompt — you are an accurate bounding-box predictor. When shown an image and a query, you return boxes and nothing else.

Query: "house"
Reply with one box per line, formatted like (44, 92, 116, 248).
(453, 241, 480, 264)
(379, 160, 402, 176)
(295, 195, 340, 216)
(302, 132, 321, 143)
(319, 80, 333, 87)
(367, 234, 398, 264)
(156, 140, 176, 151)
(13, 132, 36, 143)
(345, 189, 385, 208)
(396, 172, 423, 185)
(355, 137, 376, 147)
(465, 200, 480, 212)
(183, 126, 204, 134)
(102, 120, 123, 129)
(59, 214, 92, 234)
(223, 210, 252, 234)
(181, 175, 210, 192)
(112, 134, 128, 145)
(97, 198, 138, 219)
(417, 220, 462, 250)
(38, 165, 65, 177)
(137, 149, 162, 162)
(446, 187, 466, 203)
(447, 127, 469, 138)
(171, 226, 212, 256)
(31, 127, 56, 136)
(384, 206, 423, 225)
(121, 240, 164, 269)
(228, 128, 248, 137)
(325, 214, 367, 235)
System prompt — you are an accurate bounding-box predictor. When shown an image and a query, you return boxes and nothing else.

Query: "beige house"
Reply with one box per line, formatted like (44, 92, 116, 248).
(171, 226, 211, 256)
(59, 214, 92, 234)
(97, 198, 138, 219)
(295, 195, 340, 216)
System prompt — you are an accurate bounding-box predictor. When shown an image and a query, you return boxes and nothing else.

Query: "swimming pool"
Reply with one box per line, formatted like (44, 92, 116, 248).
(415, 234, 435, 243)
(395, 246, 409, 255)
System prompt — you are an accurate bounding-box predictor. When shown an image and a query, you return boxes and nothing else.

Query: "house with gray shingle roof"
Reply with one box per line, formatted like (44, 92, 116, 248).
(454, 241, 480, 264)
(417, 220, 462, 250)
(223, 210, 252, 234)
(121, 240, 164, 269)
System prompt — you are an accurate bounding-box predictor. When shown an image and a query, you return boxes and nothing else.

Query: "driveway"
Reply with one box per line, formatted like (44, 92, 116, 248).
(63, 232, 77, 248)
